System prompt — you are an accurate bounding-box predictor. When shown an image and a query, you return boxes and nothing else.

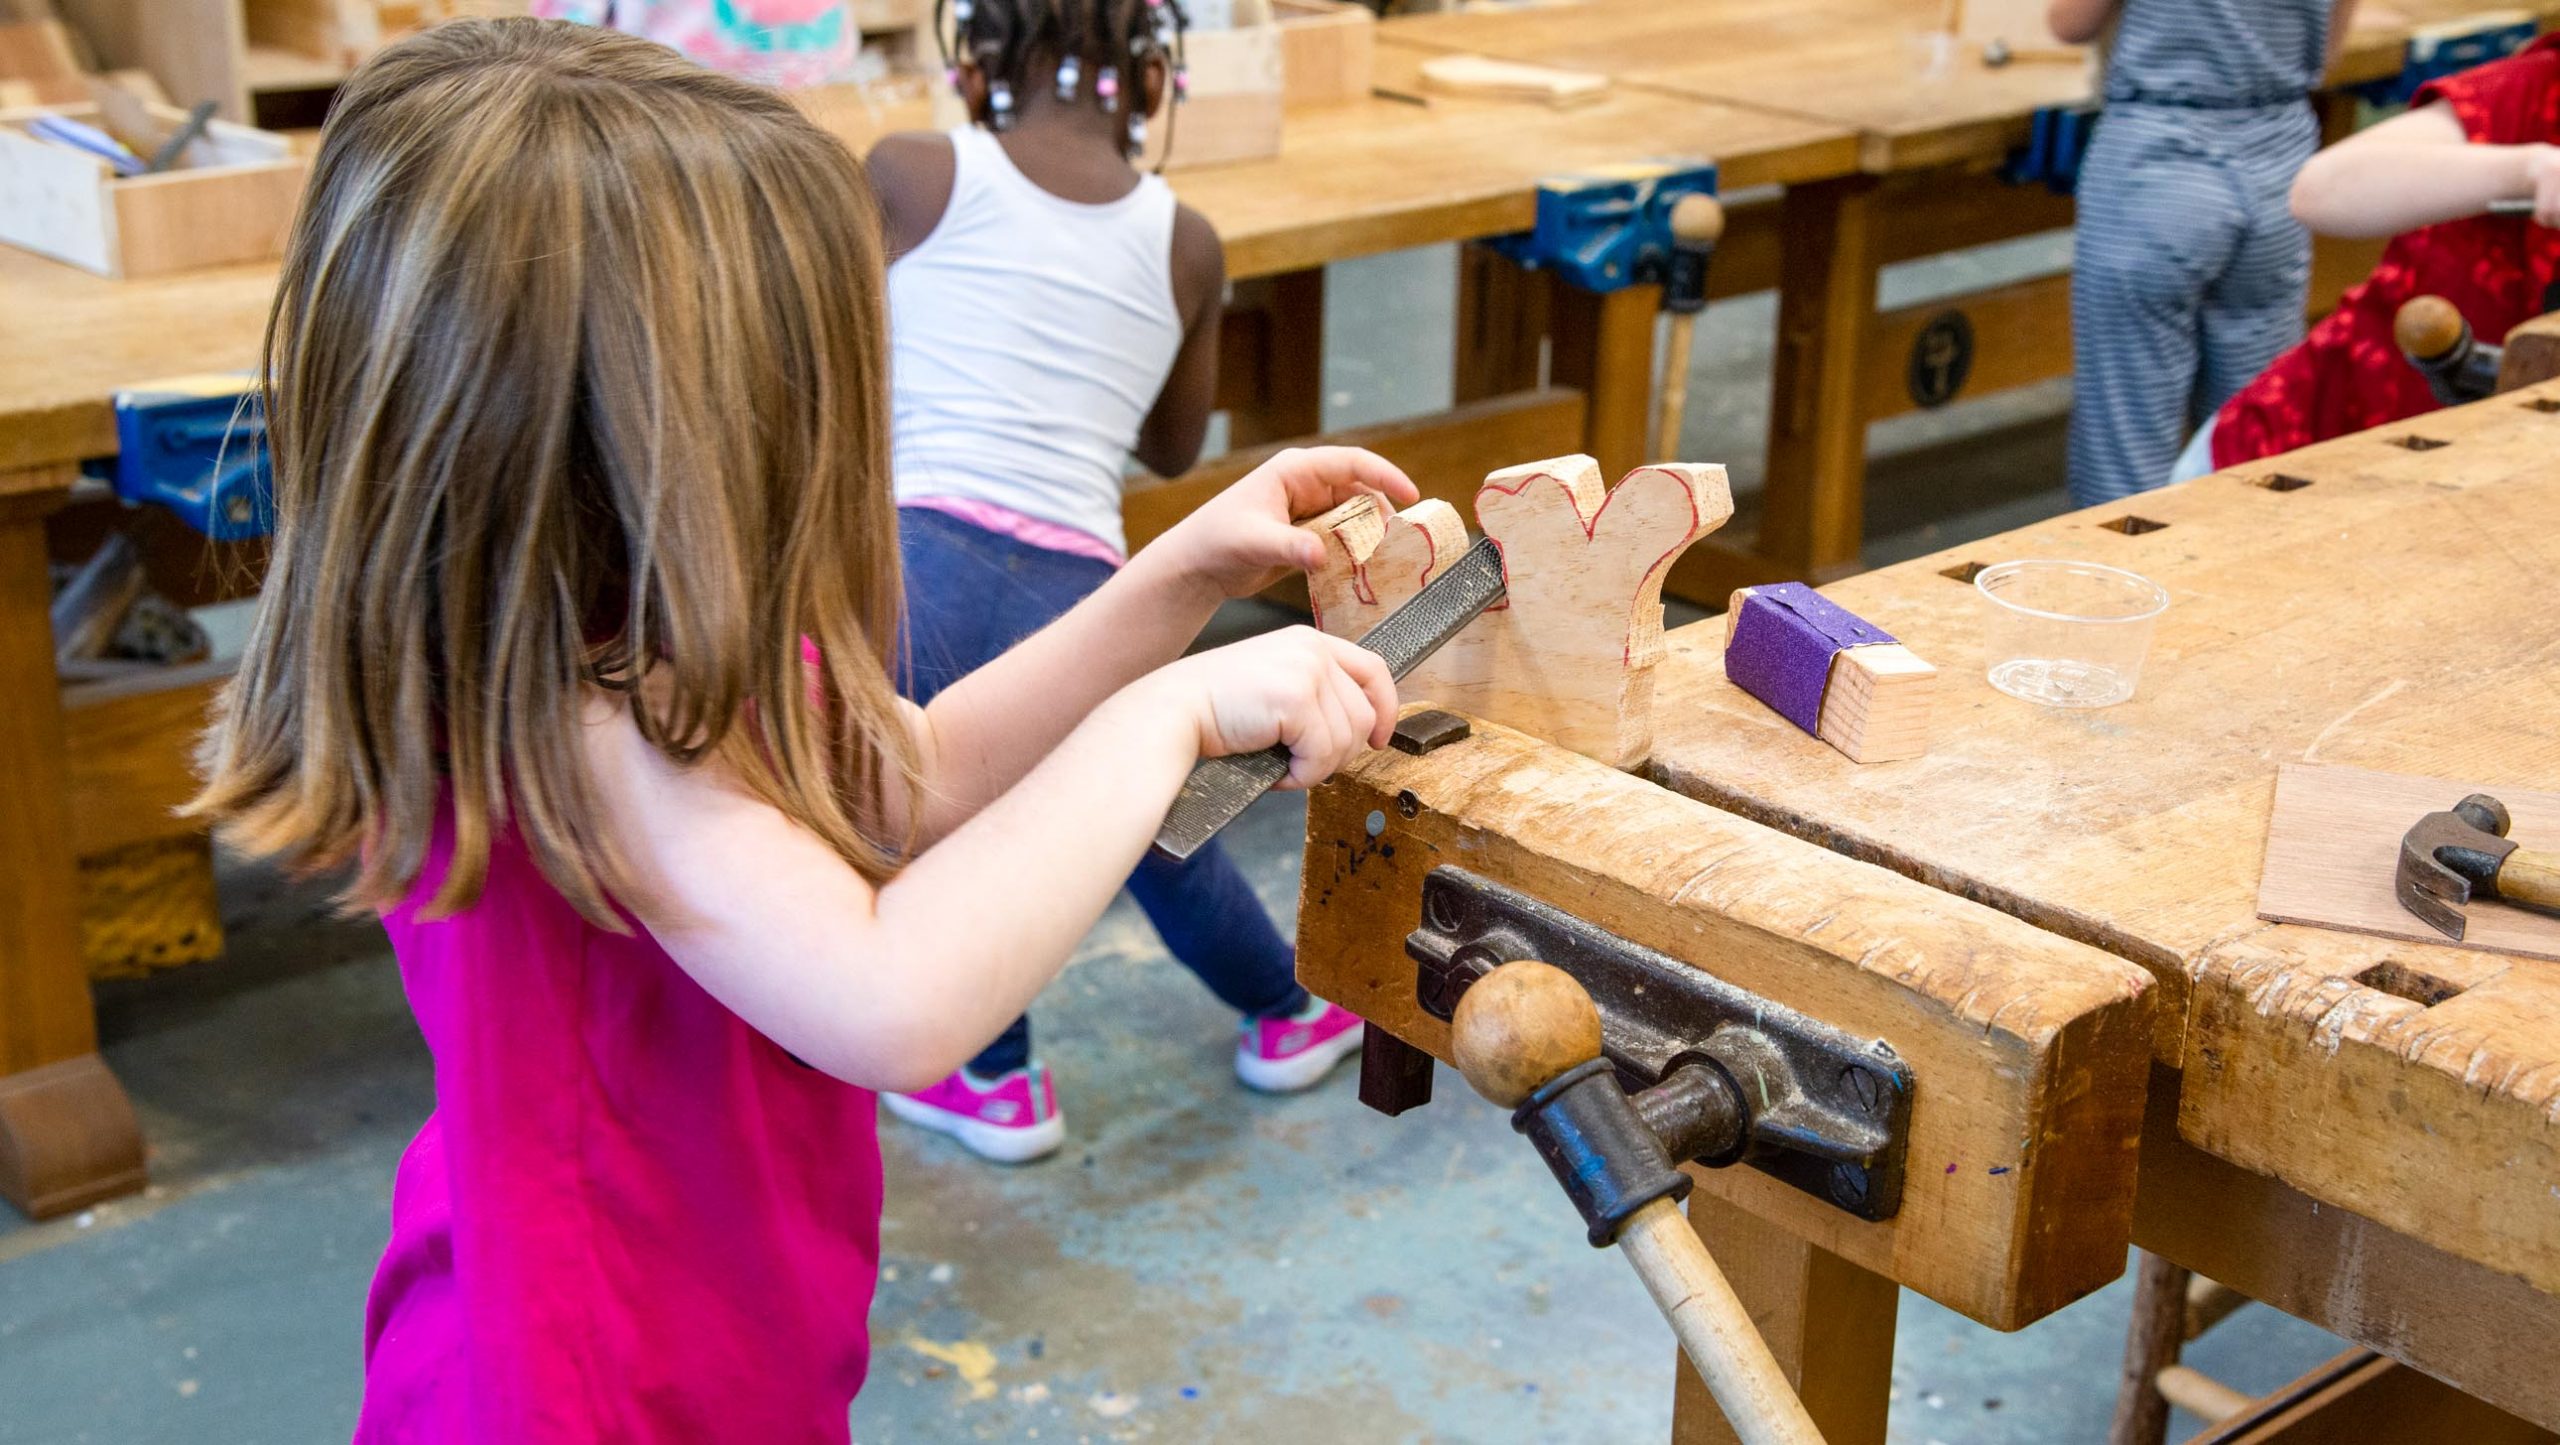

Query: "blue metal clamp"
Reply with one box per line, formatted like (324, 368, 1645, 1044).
(92, 373, 275, 542)
(1488, 158, 1719, 295)
(2004, 101, 2100, 195)
(2357, 15, 2539, 108)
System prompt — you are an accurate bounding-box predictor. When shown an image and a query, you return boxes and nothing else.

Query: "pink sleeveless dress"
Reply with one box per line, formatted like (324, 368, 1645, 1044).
(356, 815, 883, 1442)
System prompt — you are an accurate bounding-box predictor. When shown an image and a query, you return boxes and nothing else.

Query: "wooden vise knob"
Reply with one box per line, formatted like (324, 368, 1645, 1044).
(2395, 294, 2467, 362)
(1670, 193, 1726, 248)
(1451, 960, 1605, 1107)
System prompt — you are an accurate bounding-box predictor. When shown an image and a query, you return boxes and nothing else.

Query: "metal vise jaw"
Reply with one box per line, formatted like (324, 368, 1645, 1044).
(1488, 158, 1719, 297)
(1397, 865, 1915, 1223)
(85, 373, 275, 542)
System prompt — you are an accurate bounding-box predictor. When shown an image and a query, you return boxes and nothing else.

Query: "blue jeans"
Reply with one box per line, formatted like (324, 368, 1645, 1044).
(897, 506, 1307, 1078)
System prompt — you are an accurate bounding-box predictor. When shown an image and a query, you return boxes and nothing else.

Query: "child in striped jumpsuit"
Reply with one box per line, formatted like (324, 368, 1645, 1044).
(2054, 0, 2356, 506)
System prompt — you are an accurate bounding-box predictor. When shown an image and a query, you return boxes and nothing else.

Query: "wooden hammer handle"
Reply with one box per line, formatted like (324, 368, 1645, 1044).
(2501, 848, 2560, 910)
(1615, 1197, 1828, 1445)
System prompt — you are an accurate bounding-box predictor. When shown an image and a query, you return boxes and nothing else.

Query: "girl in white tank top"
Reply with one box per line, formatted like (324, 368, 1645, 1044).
(866, 0, 1369, 1163)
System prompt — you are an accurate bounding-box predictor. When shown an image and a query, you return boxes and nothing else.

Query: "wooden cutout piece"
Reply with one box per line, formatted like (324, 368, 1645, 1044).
(1721, 585, 1937, 764)
(1306, 454, 1730, 768)
(1418, 53, 1608, 108)
(2256, 763, 2560, 961)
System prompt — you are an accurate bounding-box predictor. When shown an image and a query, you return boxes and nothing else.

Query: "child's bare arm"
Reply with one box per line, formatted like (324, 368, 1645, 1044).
(585, 628, 1395, 1092)
(2047, 0, 2119, 45)
(899, 446, 1416, 846)
(2291, 102, 2557, 236)
(1134, 205, 1227, 479)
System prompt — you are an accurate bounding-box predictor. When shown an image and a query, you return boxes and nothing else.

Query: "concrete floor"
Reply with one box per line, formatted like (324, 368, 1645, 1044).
(0, 238, 2353, 1443)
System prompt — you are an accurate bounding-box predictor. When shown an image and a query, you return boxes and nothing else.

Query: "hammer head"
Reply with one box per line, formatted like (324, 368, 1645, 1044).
(2396, 794, 2519, 941)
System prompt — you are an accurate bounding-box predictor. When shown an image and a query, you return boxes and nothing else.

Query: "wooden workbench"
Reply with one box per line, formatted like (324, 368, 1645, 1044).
(0, 54, 1856, 1220)
(1299, 388, 2560, 1440)
(1380, 0, 2554, 597)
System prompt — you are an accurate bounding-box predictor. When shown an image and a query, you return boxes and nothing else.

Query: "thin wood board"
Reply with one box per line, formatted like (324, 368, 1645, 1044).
(2257, 763, 2560, 961)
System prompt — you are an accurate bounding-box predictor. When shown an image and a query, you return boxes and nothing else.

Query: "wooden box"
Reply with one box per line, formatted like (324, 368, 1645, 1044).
(0, 94, 304, 277)
(1273, 0, 1371, 107)
(1138, 0, 1282, 172)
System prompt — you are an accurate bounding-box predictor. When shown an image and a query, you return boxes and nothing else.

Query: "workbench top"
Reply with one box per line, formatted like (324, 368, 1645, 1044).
(1641, 386, 2560, 1312)
(1381, 0, 2560, 172)
(0, 46, 1855, 476)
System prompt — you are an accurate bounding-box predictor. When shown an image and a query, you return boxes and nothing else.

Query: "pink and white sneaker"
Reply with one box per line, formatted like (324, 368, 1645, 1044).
(1234, 997, 1365, 1094)
(882, 1063, 1065, 1163)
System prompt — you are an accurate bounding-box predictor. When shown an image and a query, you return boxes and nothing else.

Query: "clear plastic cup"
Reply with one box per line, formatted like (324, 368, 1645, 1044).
(1973, 560, 2169, 708)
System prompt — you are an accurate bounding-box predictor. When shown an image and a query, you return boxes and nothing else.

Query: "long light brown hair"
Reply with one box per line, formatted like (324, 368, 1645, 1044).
(192, 17, 917, 924)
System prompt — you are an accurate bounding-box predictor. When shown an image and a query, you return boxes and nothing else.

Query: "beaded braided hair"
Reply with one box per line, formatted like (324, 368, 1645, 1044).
(936, 0, 1190, 160)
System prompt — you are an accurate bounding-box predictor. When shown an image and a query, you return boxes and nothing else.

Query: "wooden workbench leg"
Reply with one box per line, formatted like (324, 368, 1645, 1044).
(1551, 281, 1663, 485)
(2106, 1250, 2191, 1445)
(1224, 268, 1326, 448)
(1455, 242, 1552, 403)
(0, 482, 145, 1221)
(1671, 1194, 1896, 1445)
(1760, 176, 1882, 580)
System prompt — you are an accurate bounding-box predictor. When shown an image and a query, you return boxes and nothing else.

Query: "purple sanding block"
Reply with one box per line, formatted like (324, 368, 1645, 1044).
(1722, 582, 1896, 736)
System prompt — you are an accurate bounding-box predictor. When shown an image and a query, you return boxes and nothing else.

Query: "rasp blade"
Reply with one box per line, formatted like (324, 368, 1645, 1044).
(1151, 536, 1505, 863)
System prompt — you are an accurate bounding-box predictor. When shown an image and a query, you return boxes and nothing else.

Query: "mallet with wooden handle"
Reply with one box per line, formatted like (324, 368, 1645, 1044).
(1651, 194, 1726, 461)
(1450, 961, 1827, 1445)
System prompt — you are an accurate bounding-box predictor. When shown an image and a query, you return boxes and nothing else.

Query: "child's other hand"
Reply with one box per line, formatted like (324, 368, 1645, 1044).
(1135, 626, 1398, 789)
(2525, 144, 2560, 227)
(1155, 447, 1420, 600)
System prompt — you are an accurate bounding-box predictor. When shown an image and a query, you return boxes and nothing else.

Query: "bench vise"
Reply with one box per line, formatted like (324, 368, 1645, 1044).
(2358, 13, 2538, 108)
(2004, 101, 2099, 194)
(81, 373, 275, 543)
(1489, 158, 1719, 302)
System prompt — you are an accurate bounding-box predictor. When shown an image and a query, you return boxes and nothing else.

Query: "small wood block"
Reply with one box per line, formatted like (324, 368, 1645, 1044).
(2255, 763, 2560, 961)
(1308, 454, 1731, 769)
(1722, 585, 1935, 764)
(1417, 53, 1608, 108)
(2496, 310, 2560, 393)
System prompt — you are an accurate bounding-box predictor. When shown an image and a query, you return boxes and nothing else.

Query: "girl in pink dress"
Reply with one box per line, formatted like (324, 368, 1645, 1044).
(190, 20, 1411, 1443)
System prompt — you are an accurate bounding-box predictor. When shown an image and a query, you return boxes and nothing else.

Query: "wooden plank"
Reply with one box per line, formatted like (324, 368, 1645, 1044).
(2255, 763, 2560, 960)
(1297, 714, 2157, 1330)
(108, 147, 306, 278)
(1418, 53, 1609, 108)
(2134, 1070, 2560, 1432)
(60, 660, 227, 859)
(1122, 386, 1587, 553)
(1672, 1198, 1896, 1445)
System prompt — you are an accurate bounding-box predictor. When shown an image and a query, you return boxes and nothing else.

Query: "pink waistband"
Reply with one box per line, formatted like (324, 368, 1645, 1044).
(901, 497, 1125, 568)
